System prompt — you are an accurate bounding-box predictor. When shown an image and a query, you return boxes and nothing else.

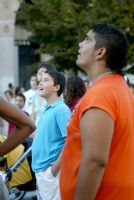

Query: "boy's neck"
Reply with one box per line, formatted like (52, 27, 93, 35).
(46, 95, 61, 106)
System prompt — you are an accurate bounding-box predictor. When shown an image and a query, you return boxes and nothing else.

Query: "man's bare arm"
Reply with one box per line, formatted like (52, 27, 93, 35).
(75, 108, 114, 200)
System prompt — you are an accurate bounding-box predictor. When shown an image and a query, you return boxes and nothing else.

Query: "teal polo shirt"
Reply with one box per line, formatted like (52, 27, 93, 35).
(32, 98, 71, 173)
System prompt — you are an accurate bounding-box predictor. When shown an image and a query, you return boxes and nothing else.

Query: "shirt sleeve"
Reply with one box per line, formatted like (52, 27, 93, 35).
(54, 105, 71, 138)
(78, 85, 117, 123)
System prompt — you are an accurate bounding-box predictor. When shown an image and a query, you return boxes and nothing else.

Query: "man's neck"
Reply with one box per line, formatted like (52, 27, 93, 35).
(93, 70, 115, 84)
(86, 62, 113, 82)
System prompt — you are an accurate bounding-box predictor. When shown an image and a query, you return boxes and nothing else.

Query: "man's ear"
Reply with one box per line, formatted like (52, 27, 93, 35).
(95, 47, 107, 60)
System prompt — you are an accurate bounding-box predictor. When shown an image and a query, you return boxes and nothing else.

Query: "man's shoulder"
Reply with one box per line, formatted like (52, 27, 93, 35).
(79, 83, 116, 108)
(88, 82, 115, 96)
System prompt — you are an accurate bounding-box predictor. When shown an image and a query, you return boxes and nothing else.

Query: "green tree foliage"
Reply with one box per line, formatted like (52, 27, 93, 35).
(17, 0, 134, 73)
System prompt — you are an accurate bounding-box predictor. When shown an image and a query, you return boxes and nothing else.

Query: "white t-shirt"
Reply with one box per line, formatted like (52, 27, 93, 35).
(23, 89, 38, 115)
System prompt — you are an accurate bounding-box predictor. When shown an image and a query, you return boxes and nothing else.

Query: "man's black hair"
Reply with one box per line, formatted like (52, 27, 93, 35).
(92, 23, 129, 74)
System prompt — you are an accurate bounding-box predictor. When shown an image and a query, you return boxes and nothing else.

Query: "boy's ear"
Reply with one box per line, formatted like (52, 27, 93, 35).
(54, 84, 60, 92)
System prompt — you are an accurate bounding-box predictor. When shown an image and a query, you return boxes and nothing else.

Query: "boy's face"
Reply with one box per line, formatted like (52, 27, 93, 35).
(16, 96, 25, 109)
(39, 73, 57, 99)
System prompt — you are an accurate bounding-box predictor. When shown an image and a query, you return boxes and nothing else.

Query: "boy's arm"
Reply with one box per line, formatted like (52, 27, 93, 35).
(51, 105, 71, 176)
(51, 150, 63, 176)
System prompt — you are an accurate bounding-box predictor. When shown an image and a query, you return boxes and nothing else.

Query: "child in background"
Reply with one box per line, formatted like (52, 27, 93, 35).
(8, 93, 29, 136)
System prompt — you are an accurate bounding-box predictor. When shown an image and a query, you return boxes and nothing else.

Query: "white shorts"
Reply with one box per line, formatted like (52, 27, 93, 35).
(35, 166, 61, 200)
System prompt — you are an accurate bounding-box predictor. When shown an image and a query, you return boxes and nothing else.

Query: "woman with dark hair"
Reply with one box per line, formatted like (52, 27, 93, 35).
(65, 76, 86, 112)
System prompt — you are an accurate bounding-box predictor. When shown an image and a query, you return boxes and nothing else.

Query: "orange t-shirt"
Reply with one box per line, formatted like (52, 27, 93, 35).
(60, 74, 134, 200)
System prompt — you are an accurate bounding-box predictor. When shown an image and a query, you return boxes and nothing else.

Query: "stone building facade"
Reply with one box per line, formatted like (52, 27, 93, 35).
(0, 0, 40, 96)
(0, 0, 21, 96)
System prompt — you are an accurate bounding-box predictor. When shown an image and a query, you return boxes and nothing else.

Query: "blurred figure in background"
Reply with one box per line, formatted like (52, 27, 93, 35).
(130, 83, 134, 95)
(7, 93, 28, 136)
(8, 83, 15, 95)
(23, 75, 38, 115)
(64, 76, 86, 112)
(4, 90, 15, 104)
(3, 90, 16, 136)
(15, 86, 26, 96)
(83, 78, 90, 90)
(16, 93, 28, 113)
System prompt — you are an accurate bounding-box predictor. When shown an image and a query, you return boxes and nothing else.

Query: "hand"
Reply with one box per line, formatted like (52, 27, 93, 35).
(51, 165, 59, 177)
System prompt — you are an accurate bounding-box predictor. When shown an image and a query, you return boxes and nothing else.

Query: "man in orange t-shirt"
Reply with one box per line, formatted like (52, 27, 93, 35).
(60, 23, 134, 200)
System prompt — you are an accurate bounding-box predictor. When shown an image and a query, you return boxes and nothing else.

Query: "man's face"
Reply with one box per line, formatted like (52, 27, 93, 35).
(76, 30, 96, 70)
(16, 96, 25, 109)
(39, 73, 57, 99)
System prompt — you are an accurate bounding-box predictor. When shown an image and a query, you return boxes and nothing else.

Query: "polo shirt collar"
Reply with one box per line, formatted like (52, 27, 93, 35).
(45, 97, 64, 110)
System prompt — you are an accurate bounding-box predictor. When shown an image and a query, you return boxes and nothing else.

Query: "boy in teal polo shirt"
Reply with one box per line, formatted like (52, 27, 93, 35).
(32, 69, 71, 200)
